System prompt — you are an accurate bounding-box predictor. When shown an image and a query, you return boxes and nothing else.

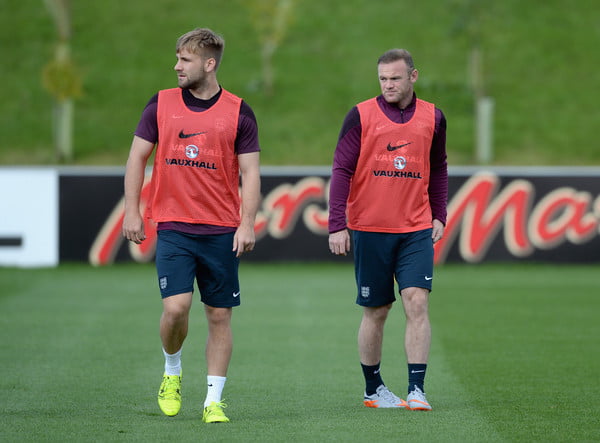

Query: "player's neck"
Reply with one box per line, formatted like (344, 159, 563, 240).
(396, 93, 414, 110)
(188, 79, 220, 100)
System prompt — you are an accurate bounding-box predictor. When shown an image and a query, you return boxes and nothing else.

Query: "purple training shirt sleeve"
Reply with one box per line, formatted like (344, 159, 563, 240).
(236, 101, 261, 155)
(428, 108, 448, 225)
(134, 94, 159, 144)
(328, 107, 361, 233)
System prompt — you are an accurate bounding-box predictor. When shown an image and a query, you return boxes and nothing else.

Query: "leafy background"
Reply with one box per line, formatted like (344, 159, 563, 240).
(1, 0, 599, 166)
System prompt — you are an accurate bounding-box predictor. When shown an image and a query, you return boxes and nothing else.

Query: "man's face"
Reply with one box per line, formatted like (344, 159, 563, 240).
(174, 48, 208, 89)
(377, 59, 418, 106)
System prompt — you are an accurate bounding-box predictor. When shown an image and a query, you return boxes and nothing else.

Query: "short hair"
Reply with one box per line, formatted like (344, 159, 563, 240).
(176, 28, 225, 69)
(377, 49, 415, 71)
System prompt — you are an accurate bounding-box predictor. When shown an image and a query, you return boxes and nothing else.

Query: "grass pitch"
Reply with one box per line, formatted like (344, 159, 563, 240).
(1, 262, 599, 441)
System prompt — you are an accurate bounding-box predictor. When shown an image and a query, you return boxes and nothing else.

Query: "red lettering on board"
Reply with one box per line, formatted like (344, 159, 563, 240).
(434, 172, 533, 263)
(258, 177, 328, 239)
(529, 188, 597, 249)
(89, 172, 600, 266)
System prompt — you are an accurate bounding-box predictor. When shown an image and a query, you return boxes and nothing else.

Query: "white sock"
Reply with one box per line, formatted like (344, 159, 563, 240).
(204, 375, 227, 407)
(163, 348, 182, 376)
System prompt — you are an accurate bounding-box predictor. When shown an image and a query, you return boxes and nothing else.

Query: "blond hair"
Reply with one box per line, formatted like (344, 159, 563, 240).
(176, 28, 225, 69)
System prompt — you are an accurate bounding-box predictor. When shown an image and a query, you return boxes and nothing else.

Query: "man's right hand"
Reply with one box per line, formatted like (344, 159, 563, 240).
(122, 212, 146, 244)
(328, 229, 351, 256)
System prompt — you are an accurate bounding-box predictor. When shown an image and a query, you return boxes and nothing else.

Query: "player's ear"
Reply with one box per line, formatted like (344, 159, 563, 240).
(205, 57, 217, 72)
(410, 68, 419, 83)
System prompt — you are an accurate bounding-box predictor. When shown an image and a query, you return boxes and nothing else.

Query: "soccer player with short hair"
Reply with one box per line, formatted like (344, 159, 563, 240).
(123, 28, 261, 423)
(328, 48, 448, 411)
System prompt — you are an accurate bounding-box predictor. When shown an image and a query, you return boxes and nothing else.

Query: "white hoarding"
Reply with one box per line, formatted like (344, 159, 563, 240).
(0, 168, 59, 267)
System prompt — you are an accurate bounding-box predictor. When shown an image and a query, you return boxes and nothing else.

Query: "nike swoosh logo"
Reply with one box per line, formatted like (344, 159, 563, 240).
(387, 142, 412, 151)
(178, 130, 207, 139)
(233, 292, 240, 298)
(425, 276, 433, 281)
(411, 370, 425, 373)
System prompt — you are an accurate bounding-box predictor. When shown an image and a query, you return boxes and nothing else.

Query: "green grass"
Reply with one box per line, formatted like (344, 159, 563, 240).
(2, 0, 600, 166)
(1, 262, 599, 441)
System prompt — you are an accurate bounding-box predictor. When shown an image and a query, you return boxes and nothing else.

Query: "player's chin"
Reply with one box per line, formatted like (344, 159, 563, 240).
(382, 93, 400, 104)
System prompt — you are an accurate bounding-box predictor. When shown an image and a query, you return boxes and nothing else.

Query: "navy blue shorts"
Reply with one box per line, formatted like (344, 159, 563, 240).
(353, 228, 434, 307)
(155, 230, 240, 307)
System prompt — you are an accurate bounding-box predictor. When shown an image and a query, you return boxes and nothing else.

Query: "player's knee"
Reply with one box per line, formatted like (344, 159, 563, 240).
(364, 304, 392, 323)
(402, 288, 429, 315)
(205, 306, 232, 326)
(163, 293, 192, 319)
(401, 287, 428, 302)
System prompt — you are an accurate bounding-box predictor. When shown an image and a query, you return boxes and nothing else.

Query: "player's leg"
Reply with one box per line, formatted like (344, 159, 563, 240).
(354, 230, 407, 408)
(359, 305, 408, 408)
(396, 228, 434, 411)
(155, 230, 197, 416)
(400, 286, 432, 410)
(160, 292, 193, 355)
(359, 304, 389, 395)
(204, 306, 233, 376)
(400, 286, 431, 364)
(358, 304, 391, 366)
(156, 292, 192, 416)
(195, 232, 239, 422)
(203, 304, 232, 423)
